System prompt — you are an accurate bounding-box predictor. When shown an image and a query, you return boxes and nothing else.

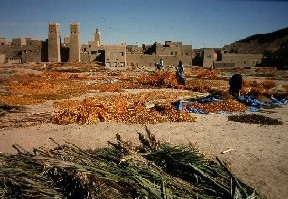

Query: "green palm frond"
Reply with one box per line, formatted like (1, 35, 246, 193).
(0, 129, 262, 199)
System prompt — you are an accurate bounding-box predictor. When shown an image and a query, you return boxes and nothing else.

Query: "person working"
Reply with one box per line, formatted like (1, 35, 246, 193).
(229, 73, 243, 97)
(176, 61, 186, 85)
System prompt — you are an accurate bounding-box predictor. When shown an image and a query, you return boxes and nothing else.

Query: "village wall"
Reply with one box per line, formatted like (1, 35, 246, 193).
(220, 53, 263, 67)
(202, 48, 263, 68)
(126, 54, 192, 67)
(0, 42, 22, 62)
(22, 39, 43, 63)
(126, 41, 193, 67)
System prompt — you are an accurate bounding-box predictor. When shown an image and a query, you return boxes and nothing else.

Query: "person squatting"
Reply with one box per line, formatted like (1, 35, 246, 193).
(229, 73, 243, 97)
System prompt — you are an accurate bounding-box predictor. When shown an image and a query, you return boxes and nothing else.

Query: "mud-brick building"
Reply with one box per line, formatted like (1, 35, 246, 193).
(1, 38, 26, 63)
(201, 48, 263, 68)
(0, 22, 193, 66)
(0, 38, 35, 63)
(126, 41, 194, 67)
(81, 29, 126, 66)
(215, 49, 263, 68)
(22, 39, 48, 63)
(102, 44, 126, 67)
(1, 22, 263, 68)
(0, 37, 48, 63)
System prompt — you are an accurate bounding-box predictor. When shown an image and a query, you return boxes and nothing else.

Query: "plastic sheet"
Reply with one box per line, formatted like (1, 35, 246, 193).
(175, 95, 288, 114)
(236, 95, 288, 111)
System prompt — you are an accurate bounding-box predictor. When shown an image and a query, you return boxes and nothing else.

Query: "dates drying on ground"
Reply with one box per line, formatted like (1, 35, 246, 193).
(186, 99, 247, 113)
(51, 91, 197, 125)
(228, 114, 283, 125)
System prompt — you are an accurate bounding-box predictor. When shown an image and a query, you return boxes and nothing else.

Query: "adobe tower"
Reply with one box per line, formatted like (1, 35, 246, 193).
(69, 23, 80, 62)
(95, 28, 101, 46)
(48, 23, 61, 62)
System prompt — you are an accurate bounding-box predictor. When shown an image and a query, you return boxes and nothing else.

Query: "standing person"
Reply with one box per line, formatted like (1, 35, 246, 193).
(156, 59, 164, 71)
(176, 61, 186, 85)
(160, 59, 163, 67)
(229, 73, 243, 97)
(159, 59, 164, 70)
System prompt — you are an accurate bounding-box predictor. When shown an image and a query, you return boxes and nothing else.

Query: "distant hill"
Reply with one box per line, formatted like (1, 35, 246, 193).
(223, 27, 288, 54)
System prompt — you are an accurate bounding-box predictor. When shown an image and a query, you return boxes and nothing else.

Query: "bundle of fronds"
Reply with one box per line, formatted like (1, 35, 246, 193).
(0, 128, 262, 198)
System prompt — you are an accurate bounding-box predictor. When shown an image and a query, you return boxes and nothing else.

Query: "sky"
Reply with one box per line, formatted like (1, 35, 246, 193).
(0, 0, 287, 49)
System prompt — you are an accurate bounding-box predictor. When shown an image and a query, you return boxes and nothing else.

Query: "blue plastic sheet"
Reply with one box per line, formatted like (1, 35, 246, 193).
(236, 96, 288, 112)
(175, 95, 288, 114)
(194, 95, 221, 103)
(174, 95, 220, 114)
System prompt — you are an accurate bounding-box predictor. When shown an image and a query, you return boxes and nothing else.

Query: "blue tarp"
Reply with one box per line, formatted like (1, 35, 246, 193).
(175, 95, 288, 114)
(237, 95, 288, 107)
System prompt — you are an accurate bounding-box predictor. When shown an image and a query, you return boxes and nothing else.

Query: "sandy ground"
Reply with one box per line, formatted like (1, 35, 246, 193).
(0, 64, 288, 199)
(0, 99, 288, 199)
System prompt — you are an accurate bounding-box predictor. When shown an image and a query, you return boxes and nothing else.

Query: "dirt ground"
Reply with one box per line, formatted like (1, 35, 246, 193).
(0, 64, 287, 199)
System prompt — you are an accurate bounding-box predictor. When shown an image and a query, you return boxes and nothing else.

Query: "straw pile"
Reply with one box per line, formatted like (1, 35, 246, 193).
(0, 128, 262, 198)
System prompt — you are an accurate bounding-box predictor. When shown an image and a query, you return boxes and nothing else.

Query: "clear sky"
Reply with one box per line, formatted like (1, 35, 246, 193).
(0, 0, 287, 49)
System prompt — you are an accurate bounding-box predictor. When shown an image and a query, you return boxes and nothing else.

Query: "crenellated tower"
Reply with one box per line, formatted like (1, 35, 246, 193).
(69, 23, 80, 62)
(48, 23, 61, 62)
